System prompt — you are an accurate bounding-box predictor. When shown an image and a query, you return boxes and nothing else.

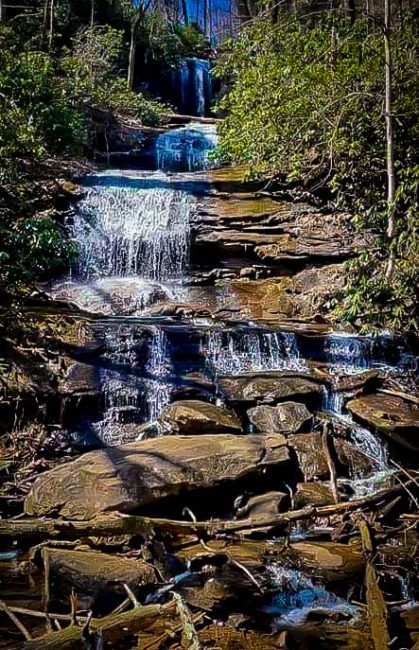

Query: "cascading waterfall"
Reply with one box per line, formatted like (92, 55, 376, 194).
(203, 329, 307, 375)
(321, 384, 390, 494)
(70, 173, 192, 281)
(156, 123, 218, 172)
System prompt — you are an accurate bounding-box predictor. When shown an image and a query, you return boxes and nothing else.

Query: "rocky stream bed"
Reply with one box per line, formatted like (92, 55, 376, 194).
(0, 122, 418, 649)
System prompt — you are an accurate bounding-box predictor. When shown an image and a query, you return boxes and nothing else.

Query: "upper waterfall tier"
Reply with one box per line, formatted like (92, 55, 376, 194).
(170, 58, 212, 116)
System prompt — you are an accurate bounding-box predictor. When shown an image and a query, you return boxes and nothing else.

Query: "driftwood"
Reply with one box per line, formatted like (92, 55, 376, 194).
(359, 520, 390, 650)
(321, 422, 340, 504)
(1, 479, 413, 543)
(10, 601, 176, 650)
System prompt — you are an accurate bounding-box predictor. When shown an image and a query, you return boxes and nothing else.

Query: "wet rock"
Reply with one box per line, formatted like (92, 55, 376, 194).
(248, 402, 312, 435)
(288, 433, 329, 481)
(239, 266, 257, 278)
(219, 372, 323, 407)
(143, 301, 213, 318)
(51, 278, 172, 316)
(294, 482, 335, 508)
(25, 434, 290, 519)
(347, 394, 419, 452)
(159, 399, 242, 435)
(42, 547, 156, 613)
(59, 362, 101, 427)
(235, 491, 288, 520)
(334, 438, 376, 477)
(400, 604, 419, 646)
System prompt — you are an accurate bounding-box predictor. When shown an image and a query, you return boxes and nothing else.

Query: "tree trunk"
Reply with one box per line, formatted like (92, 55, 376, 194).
(203, 0, 208, 35)
(127, 12, 141, 91)
(0, 0, 3, 23)
(384, 0, 396, 282)
(346, 0, 356, 24)
(90, 0, 95, 27)
(48, 0, 55, 49)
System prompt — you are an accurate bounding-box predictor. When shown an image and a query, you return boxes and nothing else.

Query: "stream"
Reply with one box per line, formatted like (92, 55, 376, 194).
(1, 120, 417, 645)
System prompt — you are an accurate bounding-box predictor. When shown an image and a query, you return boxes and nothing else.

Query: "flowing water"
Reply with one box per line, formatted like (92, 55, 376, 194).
(50, 122, 415, 452)
(170, 58, 212, 116)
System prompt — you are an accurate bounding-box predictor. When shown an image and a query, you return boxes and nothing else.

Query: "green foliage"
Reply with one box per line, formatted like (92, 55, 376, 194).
(0, 19, 168, 289)
(0, 215, 77, 288)
(215, 13, 418, 331)
(61, 26, 168, 126)
(0, 26, 85, 176)
(138, 12, 211, 64)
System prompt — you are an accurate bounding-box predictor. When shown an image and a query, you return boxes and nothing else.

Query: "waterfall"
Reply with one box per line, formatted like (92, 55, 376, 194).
(70, 172, 193, 281)
(156, 123, 218, 172)
(87, 327, 172, 446)
(203, 329, 306, 375)
(323, 331, 414, 372)
(171, 58, 212, 116)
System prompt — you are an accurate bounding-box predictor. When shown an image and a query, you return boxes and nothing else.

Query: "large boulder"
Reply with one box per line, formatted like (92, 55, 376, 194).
(159, 400, 242, 435)
(25, 434, 290, 520)
(347, 394, 419, 452)
(248, 401, 312, 435)
(42, 548, 156, 612)
(219, 372, 323, 406)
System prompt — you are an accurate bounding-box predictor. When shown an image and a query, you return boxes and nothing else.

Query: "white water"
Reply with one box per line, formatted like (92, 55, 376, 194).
(203, 329, 307, 375)
(266, 566, 358, 627)
(156, 123, 218, 172)
(171, 58, 212, 116)
(70, 172, 192, 281)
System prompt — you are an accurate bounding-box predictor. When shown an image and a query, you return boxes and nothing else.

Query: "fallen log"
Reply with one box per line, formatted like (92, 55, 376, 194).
(1, 480, 414, 543)
(10, 601, 175, 650)
(166, 113, 219, 124)
(359, 520, 390, 650)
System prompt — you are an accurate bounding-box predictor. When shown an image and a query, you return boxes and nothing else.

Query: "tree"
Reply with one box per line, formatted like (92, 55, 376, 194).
(384, 0, 396, 282)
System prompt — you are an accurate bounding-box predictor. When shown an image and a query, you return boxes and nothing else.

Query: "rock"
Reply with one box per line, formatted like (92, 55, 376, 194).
(235, 491, 288, 520)
(228, 264, 345, 322)
(239, 266, 257, 278)
(42, 548, 156, 612)
(60, 362, 101, 427)
(159, 400, 242, 435)
(176, 539, 364, 583)
(51, 278, 171, 316)
(294, 482, 335, 508)
(334, 438, 376, 477)
(290, 541, 364, 583)
(248, 401, 312, 435)
(219, 372, 323, 406)
(400, 604, 419, 646)
(347, 394, 419, 452)
(25, 434, 290, 519)
(288, 433, 329, 481)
